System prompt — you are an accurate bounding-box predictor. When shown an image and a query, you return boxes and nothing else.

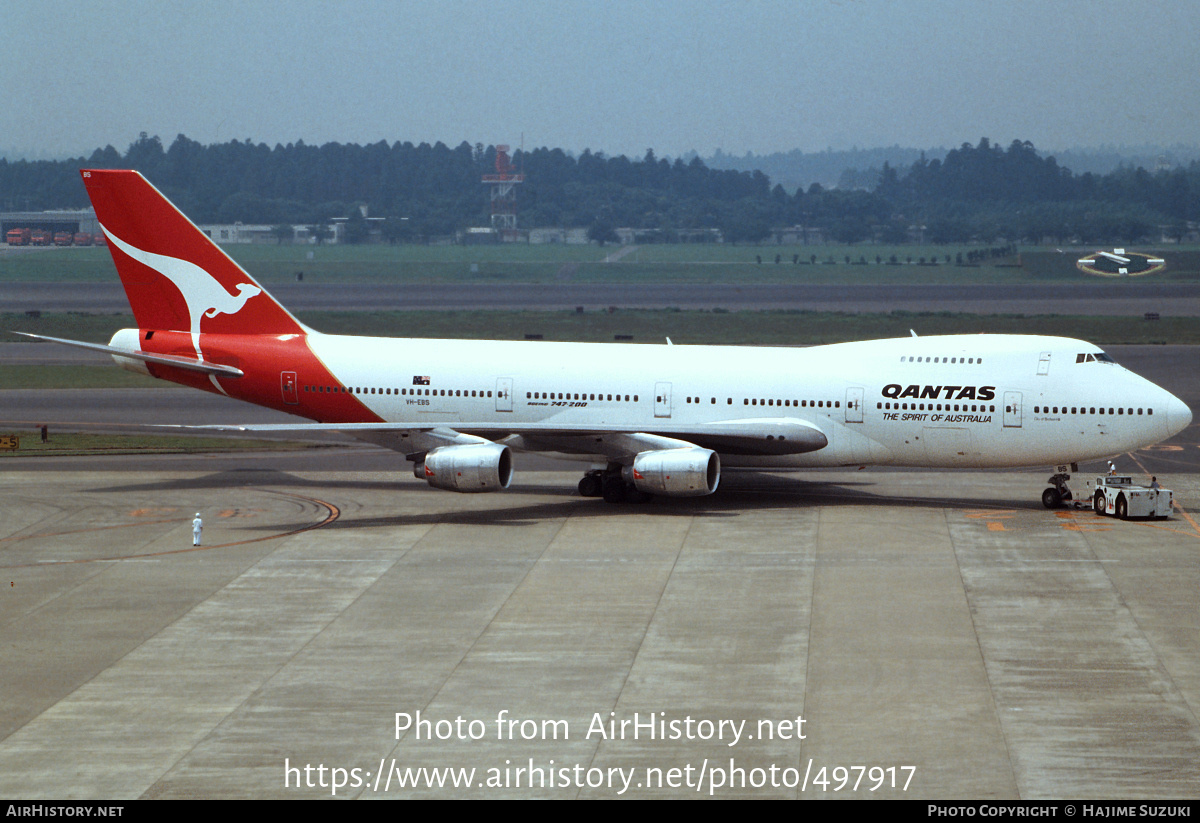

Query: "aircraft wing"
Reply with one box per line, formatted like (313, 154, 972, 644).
(171, 417, 828, 460)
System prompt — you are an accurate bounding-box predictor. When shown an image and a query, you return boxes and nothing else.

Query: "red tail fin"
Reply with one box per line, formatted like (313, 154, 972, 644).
(81, 169, 306, 337)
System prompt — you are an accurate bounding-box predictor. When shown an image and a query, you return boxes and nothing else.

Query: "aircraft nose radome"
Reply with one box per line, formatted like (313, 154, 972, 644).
(1166, 394, 1192, 438)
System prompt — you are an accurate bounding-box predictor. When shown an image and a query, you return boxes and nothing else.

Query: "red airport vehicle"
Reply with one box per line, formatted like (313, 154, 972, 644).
(6, 228, 31, 245)
(30, 229, 52, 245)
(54, 231, 74, 246)
(74, 232, 93, 246)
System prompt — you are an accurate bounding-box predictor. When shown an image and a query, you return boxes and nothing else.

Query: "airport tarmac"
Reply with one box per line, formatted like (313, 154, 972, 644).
(1, 454, 1199, 799)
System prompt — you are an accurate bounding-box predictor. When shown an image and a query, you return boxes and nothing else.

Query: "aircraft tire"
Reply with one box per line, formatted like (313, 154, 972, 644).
(578, 474, 602, 497)
(602, 477, 628, 504)
(1042, 487, 1062, 509)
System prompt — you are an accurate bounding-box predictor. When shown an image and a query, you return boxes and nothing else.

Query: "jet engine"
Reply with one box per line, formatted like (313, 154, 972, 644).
(623, 448, 720, 497)
(416, 443, 513, 492)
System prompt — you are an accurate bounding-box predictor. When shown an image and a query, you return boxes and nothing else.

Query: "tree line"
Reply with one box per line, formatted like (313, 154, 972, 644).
(2, 134, 1198, 244)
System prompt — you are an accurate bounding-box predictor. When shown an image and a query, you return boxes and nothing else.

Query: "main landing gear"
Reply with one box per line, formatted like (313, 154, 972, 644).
(1041, 464, 1079, 509)
(578, 467, 652, 504)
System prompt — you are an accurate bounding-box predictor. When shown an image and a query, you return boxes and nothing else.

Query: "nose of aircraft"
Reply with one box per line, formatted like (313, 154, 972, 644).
(1166, 393, 1192, 438)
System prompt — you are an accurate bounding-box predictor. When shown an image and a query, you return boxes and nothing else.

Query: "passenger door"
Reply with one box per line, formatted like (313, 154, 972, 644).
(845, 387, 864, 423)
(654, 382, 672, 418)
(495, 378, 513, 412)
(281, 371, 298, 405)
(1003, 391, 1022, 428)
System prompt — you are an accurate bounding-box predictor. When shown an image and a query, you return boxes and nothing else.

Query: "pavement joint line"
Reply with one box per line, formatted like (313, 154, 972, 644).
(380, 512, 567, 799)
(948, 505, 1021, 798)
(592, 511, 694, 798)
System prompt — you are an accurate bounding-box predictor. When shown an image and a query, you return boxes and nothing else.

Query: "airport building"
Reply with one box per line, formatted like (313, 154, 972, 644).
(1, 208, 100, 237)
(197, 222, 345, 245)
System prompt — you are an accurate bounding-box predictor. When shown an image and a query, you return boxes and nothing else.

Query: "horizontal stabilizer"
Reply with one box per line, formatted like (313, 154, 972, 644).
(13, 332, 244, 378)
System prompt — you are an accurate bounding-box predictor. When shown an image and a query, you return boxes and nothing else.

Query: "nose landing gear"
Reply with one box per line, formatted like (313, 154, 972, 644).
(1042, 464, 1079, 509)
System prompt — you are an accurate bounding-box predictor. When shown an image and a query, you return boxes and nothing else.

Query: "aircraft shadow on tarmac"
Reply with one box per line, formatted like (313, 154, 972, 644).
(93, 468, 1048, 533)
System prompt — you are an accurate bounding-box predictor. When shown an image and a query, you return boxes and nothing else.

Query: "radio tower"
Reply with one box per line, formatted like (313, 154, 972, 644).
(482, 144, 524, 241)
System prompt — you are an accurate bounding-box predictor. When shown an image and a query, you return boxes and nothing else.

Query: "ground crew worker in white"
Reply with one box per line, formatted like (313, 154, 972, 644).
(193, 513, 203, 546)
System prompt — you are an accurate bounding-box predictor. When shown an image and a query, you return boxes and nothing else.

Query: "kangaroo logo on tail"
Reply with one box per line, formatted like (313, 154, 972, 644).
(81, 169, 308, 343)
(100, 223, 263, 359)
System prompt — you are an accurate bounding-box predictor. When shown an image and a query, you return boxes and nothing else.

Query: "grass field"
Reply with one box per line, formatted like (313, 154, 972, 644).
(0, 364, 161, 388)
(7, 243, 1200, 285)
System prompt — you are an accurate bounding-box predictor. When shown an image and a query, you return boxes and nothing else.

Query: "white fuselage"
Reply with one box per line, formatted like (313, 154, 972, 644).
(303, 332, 1190, 469)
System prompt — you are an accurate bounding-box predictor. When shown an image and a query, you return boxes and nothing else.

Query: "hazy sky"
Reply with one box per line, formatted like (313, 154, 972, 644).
(6, 0, 1200, 159)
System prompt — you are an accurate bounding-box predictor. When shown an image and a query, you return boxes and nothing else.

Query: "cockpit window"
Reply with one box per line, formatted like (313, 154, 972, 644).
(1076, 352, 1115, 364)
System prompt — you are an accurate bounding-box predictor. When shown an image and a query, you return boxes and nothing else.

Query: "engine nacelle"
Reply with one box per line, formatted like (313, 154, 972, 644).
(623, 448, 720, 497)
(416, 443, 513, 493)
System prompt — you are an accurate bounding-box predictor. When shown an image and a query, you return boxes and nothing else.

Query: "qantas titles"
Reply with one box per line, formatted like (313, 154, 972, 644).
(882, 384, 997, 401)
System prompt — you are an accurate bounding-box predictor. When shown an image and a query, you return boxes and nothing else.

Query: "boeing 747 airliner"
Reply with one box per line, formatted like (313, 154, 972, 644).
(22, 170, 1192, 509)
